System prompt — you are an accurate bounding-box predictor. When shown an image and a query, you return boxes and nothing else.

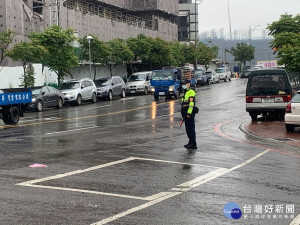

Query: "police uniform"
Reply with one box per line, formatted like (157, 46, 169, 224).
(181, 80, 197, 149)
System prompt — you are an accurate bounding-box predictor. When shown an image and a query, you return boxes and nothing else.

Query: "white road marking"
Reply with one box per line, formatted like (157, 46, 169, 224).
(44, 126, 99, 135)
(23, 184, 147, 200)
(17, 157, 135, 186)
(90, 150, 270, 225)
(90, 192, 182, 225)
(133, 157, 223, 169)
(290, 214, 300, 225)
(19, 117, 61, 123)
(209, 100, 232, 106)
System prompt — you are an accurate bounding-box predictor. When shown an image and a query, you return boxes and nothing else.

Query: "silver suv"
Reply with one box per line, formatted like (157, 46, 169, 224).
(126, 71, 152, 95)
(60, 78, 97, 105)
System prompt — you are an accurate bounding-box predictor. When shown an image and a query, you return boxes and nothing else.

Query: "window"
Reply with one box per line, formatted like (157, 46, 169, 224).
(33, 1, 43, 14)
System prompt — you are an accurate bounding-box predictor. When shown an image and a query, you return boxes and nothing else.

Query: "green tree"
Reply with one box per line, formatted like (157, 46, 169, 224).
(109, 38, 134, 76)
(268, 14, 300, 73)
(79, 35, 111, 80)
(170, 41, 186, 66)
(29, 25, 78, 86)
(0, 29, 15, 65)
(5, 41, 46, 87)
(230, 43, 254, 69)
(127, 34, 152, 62)
(146, 37, 172, 69)
(197, 43, 218, 70)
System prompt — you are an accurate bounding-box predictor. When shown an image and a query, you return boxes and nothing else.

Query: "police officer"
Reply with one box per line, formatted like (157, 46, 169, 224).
(181, 80, 197, 149)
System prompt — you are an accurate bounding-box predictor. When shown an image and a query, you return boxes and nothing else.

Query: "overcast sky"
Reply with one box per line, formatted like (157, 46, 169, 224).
(197, 0, 300, 37)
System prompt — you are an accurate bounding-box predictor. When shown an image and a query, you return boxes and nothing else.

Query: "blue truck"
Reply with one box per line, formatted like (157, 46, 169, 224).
(150, 69, 182, 100)
(0, 88, 32, 124)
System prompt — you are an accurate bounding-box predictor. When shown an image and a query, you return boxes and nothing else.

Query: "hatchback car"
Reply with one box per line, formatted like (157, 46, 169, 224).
(126, 71, 152, 95)
(195, 69, 208, 86)
(246, 69, 292, 121)
(215, 67, 231, 82)
(285, 91, 300, 132)
(60, 78, 97, 105)
(209, 71, 220, 83)
(30, 86, 64, 112)
(95, 76, 126, 101)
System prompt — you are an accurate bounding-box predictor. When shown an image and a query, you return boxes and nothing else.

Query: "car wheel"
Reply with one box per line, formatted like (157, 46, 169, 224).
(144, 87, 148, 95)
(120, 89, 126, 98)
(174, 89, 180, 99)
(285, 124, 295, 132)
(76, 95, 82, 106)
(57, 97, 63, 109)
(229, 77, 231, 81)
(250, 113, 258, 121)
(108, 91, 113, 101)
(91, 92, 97, 103)
(9, 107, 20, 124)
(154, 95, 159, 100)
(36, 100, 43, 112)
(217, 80, 219, 83)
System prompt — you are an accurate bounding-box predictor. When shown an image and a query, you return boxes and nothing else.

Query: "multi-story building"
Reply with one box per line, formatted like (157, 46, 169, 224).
(178, 0, 197, 42)
(0, 0, 178, 45)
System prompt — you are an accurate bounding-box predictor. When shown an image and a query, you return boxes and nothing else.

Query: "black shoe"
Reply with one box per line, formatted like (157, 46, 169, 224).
(187, 145, 197, 149)
(185, 142, 197, 149)
(184, 143, 191, 148)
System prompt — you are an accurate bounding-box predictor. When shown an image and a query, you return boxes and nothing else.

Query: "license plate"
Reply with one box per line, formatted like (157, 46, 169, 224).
(262, 98, 274, 103)
(130, 91, 136, 93)
(159, 92, 165, 96)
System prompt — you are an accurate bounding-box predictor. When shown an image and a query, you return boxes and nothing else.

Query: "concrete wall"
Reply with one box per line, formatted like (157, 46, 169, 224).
(0, 64, 127, 89)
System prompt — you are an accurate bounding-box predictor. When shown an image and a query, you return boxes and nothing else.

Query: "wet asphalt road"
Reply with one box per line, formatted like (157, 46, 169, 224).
(0, 79, 300, 225)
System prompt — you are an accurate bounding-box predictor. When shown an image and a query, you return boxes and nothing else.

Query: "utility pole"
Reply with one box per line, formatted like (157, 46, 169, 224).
(194, 0, 203, 70)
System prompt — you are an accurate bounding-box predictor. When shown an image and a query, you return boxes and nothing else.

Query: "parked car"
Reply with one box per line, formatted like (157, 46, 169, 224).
(285, 91, 300, 132)
(246, 69, 292, 121)
(195, 69, 208, 86)
(209, 71, 220, 84)
(215, 67, 231, 82)
(29, 86, 64, 112)
(60, 78, 97, 105)
(126, 71, 152, 95)
(94, 76, 126, 101)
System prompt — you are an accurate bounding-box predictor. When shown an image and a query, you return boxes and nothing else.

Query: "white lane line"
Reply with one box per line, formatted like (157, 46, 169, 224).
(90, 150, 270, 225)
(133, 157, 223, 169)
(45, 126, 99, 135)
(209, 100, 232, 106)
(290, 214, 300, 225)
(144, 192, 174, 201)
(19, 117, 61, 123)
(23, 184, 147, 200)
(17, 157, 135, 186)
(90, 192, 182, 225)
(83, 105, 112, 110)
(178, 168, 228, 187)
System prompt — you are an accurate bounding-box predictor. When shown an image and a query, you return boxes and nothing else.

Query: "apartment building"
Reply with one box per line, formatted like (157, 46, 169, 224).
(0, 0, 179, 45)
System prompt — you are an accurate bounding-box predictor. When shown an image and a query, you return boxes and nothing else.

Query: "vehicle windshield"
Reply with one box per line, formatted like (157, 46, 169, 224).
(60, 82, 80, 90)
(291, 94, 300, 103)
(152, 71, 173, 80)
(195, 70, 203, 75)
(31, 88, 42, 95)
(128, 74, 146, 81)
(248, 74, 288, 95)
(215, 68, 225, 73)
(94, 78, 110, 86)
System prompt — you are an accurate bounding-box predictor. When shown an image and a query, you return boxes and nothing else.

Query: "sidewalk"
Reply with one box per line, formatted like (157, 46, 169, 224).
(245, 121, 300, 147)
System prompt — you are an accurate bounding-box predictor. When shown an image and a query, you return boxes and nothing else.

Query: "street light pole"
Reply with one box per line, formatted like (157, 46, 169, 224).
(86, 35, 93, 79)
(194, 0, 203, 70)
(249, 25, 260, 67)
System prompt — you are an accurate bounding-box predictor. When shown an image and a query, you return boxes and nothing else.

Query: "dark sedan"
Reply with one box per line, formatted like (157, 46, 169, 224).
(29, 86, 64, 112)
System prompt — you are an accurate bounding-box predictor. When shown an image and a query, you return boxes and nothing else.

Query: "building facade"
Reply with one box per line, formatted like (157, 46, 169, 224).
(178, 0, 197, 42)
(0, 0, 178, 45)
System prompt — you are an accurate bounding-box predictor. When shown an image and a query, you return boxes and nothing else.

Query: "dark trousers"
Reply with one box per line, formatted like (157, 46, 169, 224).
(185, 114, 196, 144)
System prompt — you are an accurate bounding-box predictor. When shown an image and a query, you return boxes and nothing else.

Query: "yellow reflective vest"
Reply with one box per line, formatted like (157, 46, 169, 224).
(181, 88, 196, 115)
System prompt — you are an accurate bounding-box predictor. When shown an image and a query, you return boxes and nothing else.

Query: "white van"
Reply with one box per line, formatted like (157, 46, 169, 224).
(126, 71, 152, 95)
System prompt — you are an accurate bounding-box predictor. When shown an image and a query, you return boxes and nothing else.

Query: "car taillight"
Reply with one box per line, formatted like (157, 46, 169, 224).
(246, 96, 253, 103)
(286, 102, 292, 113)
(282, 95, 292, 102)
